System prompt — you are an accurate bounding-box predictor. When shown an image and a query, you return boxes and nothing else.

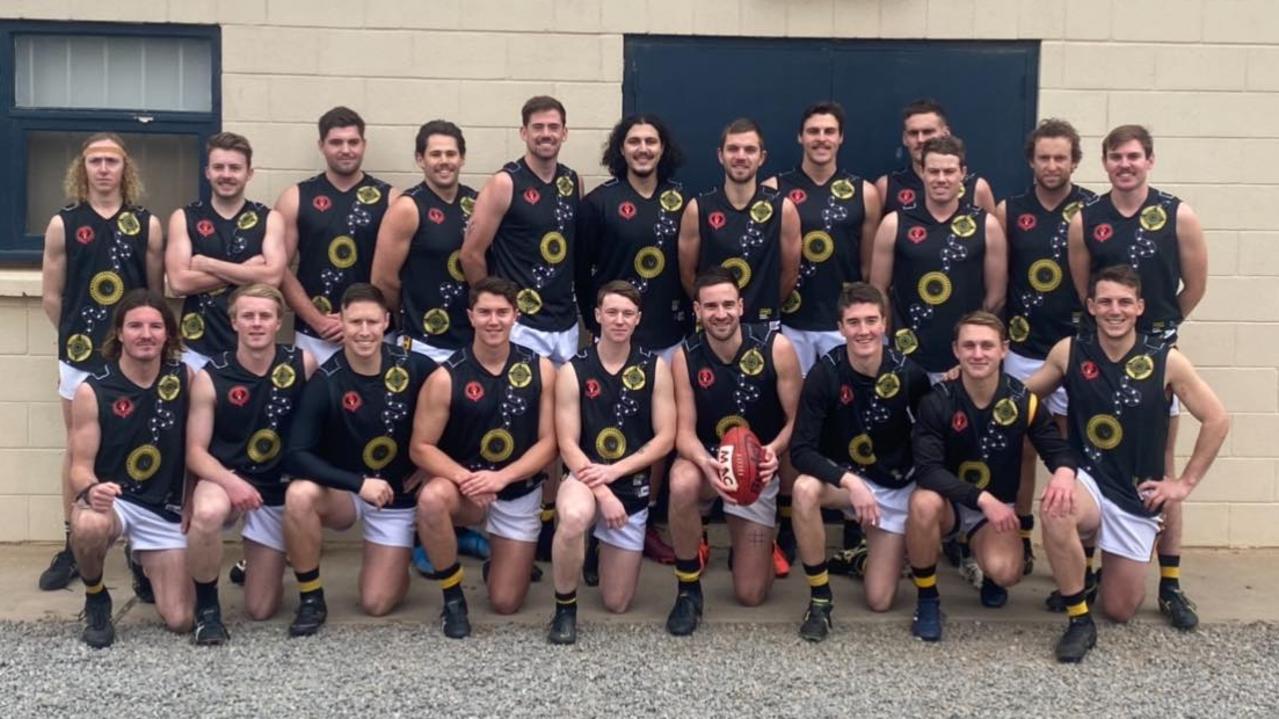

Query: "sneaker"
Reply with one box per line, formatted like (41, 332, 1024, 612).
(583, 537, 600, 588)
(958, 556, 983, 590)
(798, 600, 833, 642)
(1022, 540, 1035, 576)
(228, 559, 247, 586)
(911, 597, 943, 642)
(288, 595, 327, 637)
(441, 596, 471, 639)
(1055, 617, 1097, 663)
(1158, 589, 1199, 631)
(193, 605, 230, 646)
(126, 546, 154, 604)
(777, 527, 797, 564)
(665, 590, 703, 636)
(39, 547, 78, 591)
(828, 539, 870, 579)
(457, 528, 491, 560)
(643, 526, 676, 565)
(536, 518, 555, 562)
(772, 543, 791, 578)
(547, 609, 577, 645)
(81, 595, 114, 649)
(980, 578, 1008, 608)
(1045, 574, 1100, 613)
(412, 546, 436, 578)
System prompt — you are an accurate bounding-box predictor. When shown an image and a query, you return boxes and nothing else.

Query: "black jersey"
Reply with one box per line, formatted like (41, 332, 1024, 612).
(57, 203, 152, 370)
(205, 345, 307, 506)
(890, 206, 988, 373)
(1065, 333, 1171, 518)
(571, 344, 659, 514)
(683, 323, 785, 450)
(284, 344, 432, 508)
(883, 166, 980, 215)
(1081, 187, 1183, 338)
(576, 178, 690, 349)
(438, 343, 546, 501)
(791, 346, 931, 490)
(913, 376, 1075, 508)
(89, 360, 188, 521)
(294, 173, 392, 338)
(489, 158, 580, 332)
(696, 185, 786, 323)
(398, 182, 478, 351)
(179, 200, 271, 357)
(1004, 185, 1097, 359)
(775, 169, 867, 330)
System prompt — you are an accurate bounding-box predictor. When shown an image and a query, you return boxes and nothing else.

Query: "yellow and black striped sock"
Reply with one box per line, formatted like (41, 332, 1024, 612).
(436, 561, 464, 602)
(777, 494, 793, 535)
(1158, 553, 1180, 594)
(804, 561, 832, 602)
(1018, 514, 1034, 550)
(911, 564, 939, 600)
(1061, 588, 1091, 622)
(84, 573, 108, 601)
(555, 590, 577, 614)
(675, 556, 702, 594)
(295, 567, 322, 600)
(540, 502, 556, 525)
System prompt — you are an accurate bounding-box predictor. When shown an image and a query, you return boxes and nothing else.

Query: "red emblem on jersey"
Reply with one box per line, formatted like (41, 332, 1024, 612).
(464, 381, 484, 402)
(75, 226, 95, 245)
(907, 226, 927, 244)
(839, 385, 854, 405)
(427, 208, 445, 225)
(1080, 360, 1099, 380)
(618, 201, 637, 220)
(196, 219, 216, 237)
(342, 391, 362, 412)
(708, 211, 727, 230)
(897, 188, 916, 206)
(697, 367, 715, 389)
(313, 195, 332, 212)
(1017, 213, 1037, 231)
(788, 189, 808, 205)
(228, 385, 250, 407)
(585, 378, 601, 399)
(1093, 223, 1114, 243)
(112, 398, 134, 419)
(523, 188, 541, 205)
(951, 411, 969, 433)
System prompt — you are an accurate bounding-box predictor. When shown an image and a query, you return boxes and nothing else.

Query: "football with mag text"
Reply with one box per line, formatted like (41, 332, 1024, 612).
(717, 426, 764, 505)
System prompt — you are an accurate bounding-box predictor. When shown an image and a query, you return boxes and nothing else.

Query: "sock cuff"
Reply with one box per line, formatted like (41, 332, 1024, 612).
(437, 563, 464, 589)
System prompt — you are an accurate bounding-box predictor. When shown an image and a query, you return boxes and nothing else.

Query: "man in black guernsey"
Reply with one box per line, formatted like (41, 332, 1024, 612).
(372, 119, 477, 363)
(184, 284, 316, 644)
(1067, 125, 1210, 629)
(789, 283, 930, 642)
(905, 312, 1078, 643)
(664, 268, 802, 636)
(166, 132, 286, 369)
(276, 106, 396, 366)
(282, 284, 434, 637)
(678, 117, 802, 327)
(547, 281, 676, 644)
(874, 98, 995, 216)
(412, 277, 558, 638)
(40, 133, 164, 592)
(67, 290, 192, 648)
(870, 135, 1008, 383)
(1026, 265, 1227, 663)
(996, 119, 1096, 580)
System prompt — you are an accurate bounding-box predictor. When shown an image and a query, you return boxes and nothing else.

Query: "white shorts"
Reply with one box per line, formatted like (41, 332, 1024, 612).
(241, 504, 286, 553)
(58, 361, 92, 400)
(402, 335, 458, 364)
(181, 347, 213, 371)
(486, 488, 543, 543)
(350, 496, 416, 548)
(294, 332, 342, 366)
(1077, 469, 1161, 563)
(702, 476, 779, 528)
(511, 322, 580, 366)
(844, 480, 914, 536)
(1004, 351, 1068, 416)
(780, 326, 844, 376)
(950, 500, 1016, 542)
(927, 371, 948, 386)
(593, 506, 648, 552)
(112, 499, 187, 552)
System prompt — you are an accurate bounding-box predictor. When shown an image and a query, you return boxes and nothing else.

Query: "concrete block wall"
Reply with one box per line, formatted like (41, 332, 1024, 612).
(1, 0, 1276, 544)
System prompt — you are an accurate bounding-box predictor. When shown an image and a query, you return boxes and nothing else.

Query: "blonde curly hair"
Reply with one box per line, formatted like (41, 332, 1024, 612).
(63, 132, 145, 205)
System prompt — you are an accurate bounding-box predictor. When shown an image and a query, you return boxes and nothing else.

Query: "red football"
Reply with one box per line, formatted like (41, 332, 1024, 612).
(717, 426, 765, 505)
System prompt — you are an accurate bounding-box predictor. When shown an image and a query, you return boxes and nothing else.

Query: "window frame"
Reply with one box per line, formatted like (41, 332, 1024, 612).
(0, 20, 221, 263)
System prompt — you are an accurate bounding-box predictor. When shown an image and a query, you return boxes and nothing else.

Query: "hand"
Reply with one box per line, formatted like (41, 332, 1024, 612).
(840, 473, 880, 528)
(1137, 476, 1191, 512)
(698, 455, 736, 505)
(224, 474, 264, 513)
(941, 364, 961, 382)
(977, 492, 1018, 533)
(244, 255, 267, 266)
(470, 492, 497, 509)
(87, 482, 121, 513)
(358, 477, 394, 508)
(577, 463, 619, 488)
(459, 470, 506, 499)
(758, 445, 780, 485)
(316, 314, 344, 342)
(1039, 468, 1077, 519)
(596, 488, 627, 530)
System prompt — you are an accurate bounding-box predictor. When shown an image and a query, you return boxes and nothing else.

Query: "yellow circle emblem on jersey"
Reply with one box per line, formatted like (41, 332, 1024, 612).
(1125, 354, 1154, 381)
(1140, 205, 1167, 232)
(312, 295, 333, 314)
(749, 200, 773, 224)
(1062, 201, 1083, 223)
(659, 189, 684, 213)
(739, 348, 765, 376)
(831, 178, 856, 201)
(1086, 414, 1123, 450)
(459, 195, 476, 217)
(595, 427, 627, 461)
(802, 230, 835, 263)
(66, 334, 93, 363)
(556, 175, 575, 198)
(328, 235, 358, 269)
(116, 211, 141, 236)
(715, 415, 749, 440)
(424, 308, 450, 336)
(950, 214, 977, 238)
(356, 186, 383, 205)
(848, 434, 876, 466)
(247, 429, 282, 464)
(634, 247, 665, 279)
(1028, 259, 1063, 293)
(622, 365, 646, 391)
(894, 328, 919, 355)
(959, 460, 991, 489)
(480, 428, 514, 463)
(271, 363, 296, 389)
(236, 211, 259, 231)
(447, 250, 465, 282)
(993, 397, 1020, 426)
(126, 444, 162, 482)
(1009, 316, 1030, 343)
(158, 373, 181, 402)
(384, 365, 410, 393)
(720, 257, 752, 288)
(508, 361, 533, 389)
(918, 271, 952, 306)
(516, 288, 542, 315)
(180, 312, 205, 341)
(540, 231, 567, 264)
(875, 372, 901, 399)
(782, 291, 801, 314)
(89, 270, 124, 306)
(362, 436, 397, 471)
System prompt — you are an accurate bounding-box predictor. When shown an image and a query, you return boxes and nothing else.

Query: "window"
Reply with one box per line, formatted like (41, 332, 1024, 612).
(0, 21, 221, 262)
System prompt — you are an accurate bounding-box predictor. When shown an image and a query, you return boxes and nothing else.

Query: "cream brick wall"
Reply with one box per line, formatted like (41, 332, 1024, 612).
(1, 0, 1276, 545)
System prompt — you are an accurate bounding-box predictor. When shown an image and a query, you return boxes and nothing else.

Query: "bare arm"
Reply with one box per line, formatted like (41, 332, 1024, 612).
(607, 356, 677, 478)
(767, 334, 802, 455)
(495, 358, 559, 485)
(275, 185, 329, 331)
(409, 368, 470, 484)
(868, 211, 898, 325)
(185, 370, 238, 486)
(1165, 348, 1229, 489)
(554, 362, 590, 475)
(974, 177, 997, 215)
(1066, 212, 1089, 304)
(301, 350, 318, 380)
(982, 214, 1008, 315)
(677, 199, 701, 299)
(199, 209, 288, 287)
(460, 172, 512, 285)
(371, 195, 419, 314)
(40, 215, 66, 327)
(779, 198, 801, 300)
(859, 180, 882, 280)
(68, 384, 102, 495)
(671, 348, 711, 465)
(146, 214, 165, 293)
(994, 199, 1008, 232)
(1024, 338, 1070, 397)
(164, 209, 226, 296)
(1175, 202, 1208, 319)
(874, 175, 889, 212)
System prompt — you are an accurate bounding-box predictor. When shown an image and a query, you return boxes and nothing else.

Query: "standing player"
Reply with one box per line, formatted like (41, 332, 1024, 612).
(678, 118, 802, 326)
(905, 312, 1078, 642)
(184, 284, 316, 644)
(875, 99, 995, 216)
(1068, 127, 1209, 629)
(67, 290, 192, 647)
(40, 133, 164, 591)
(1027, 266, 1227, 662)
(789, 283, 931, 641)
(276, 107, 396, 365)
(281, 284, 434, 637)
(412, 277, 558, 638)
(664, 268, 802, 636)
(547, 282, 676, 644)
(167, 132, 286, 369)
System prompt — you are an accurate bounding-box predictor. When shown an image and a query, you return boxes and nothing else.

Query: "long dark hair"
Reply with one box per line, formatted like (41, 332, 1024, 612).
(101, 289, 181, 362)
(602, 114, 685, 182)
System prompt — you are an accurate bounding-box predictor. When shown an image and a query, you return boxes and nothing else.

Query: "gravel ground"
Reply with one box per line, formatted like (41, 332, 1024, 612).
(1, 618, 1275, 717)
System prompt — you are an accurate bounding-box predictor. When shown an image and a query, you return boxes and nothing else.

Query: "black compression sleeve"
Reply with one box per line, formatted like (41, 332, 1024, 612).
(911, 393, 982, 509)
(283, 378, 364, 494)
(790, 367, 847, 486)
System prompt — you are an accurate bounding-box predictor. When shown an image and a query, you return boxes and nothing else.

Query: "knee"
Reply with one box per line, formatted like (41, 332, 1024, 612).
(668, 465, 701, 505)
(489, 592, 523, 616)
(908, 490, 944, 522)
(1041, 509, 1077, 538)
(189, 501, 229, 535)
(417, 482, 456, 524)
(792, 476, 822, 513)
(555, 502, 593, 537)
(1101, 590, 1142, 623)
(985, 559, 1022, 589)
(244, 600, 278, 622)
(865, 591, 893, 613)
(71, 510, 112, 543)
(602, 592, 632, 614)
(360, 593, 398, 618)
(161, 605, 194, 634)
(285, 481, 322, 516)
(734, 579, 769, 608)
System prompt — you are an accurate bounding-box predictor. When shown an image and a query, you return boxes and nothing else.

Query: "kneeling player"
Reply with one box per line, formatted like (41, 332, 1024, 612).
(906, 312, 1077, 642)
(68, 290, 193, 647)
(665, 268, 801, 635)
(547, 281, 676, 644)
(184, 284, 316, 643)
(411, 277, 558, 638)
(282, 284, 435, 636)
(789, 283, 930, 641)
